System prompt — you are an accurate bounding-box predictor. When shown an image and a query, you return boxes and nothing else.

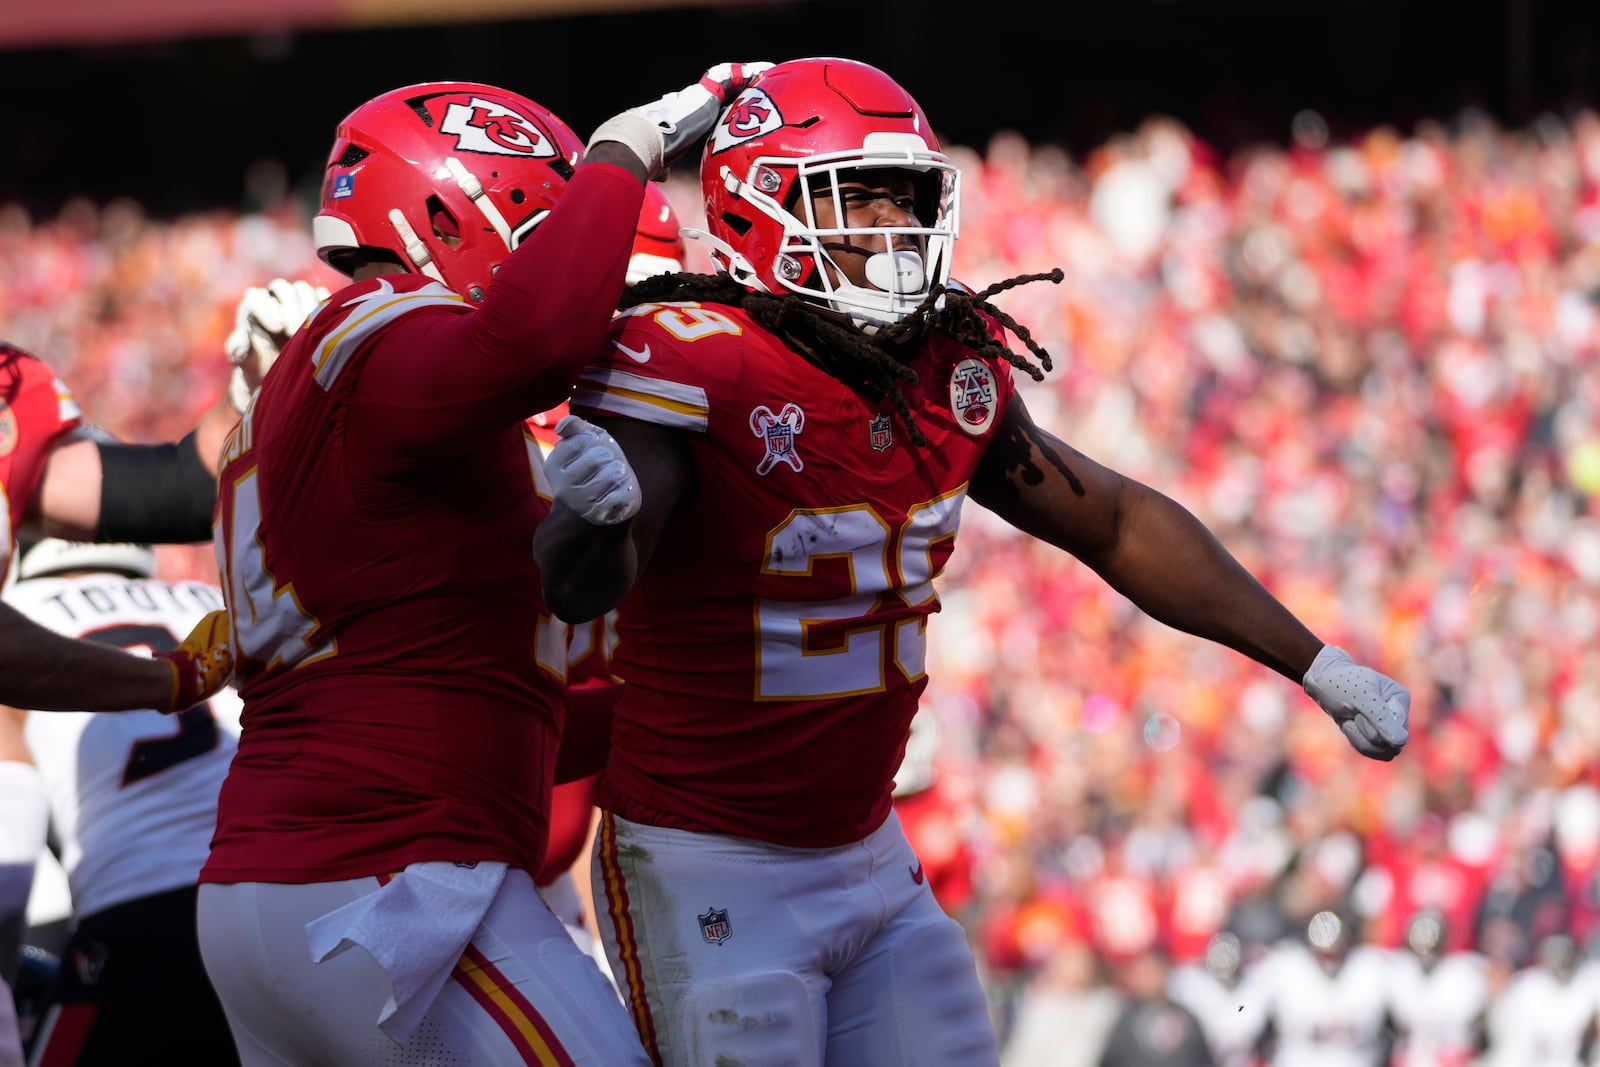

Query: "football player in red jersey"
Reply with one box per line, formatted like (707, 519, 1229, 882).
(534, 57, 1412, 1066)
(0, 347, 237, 717)
(199, 67, 767, 1066)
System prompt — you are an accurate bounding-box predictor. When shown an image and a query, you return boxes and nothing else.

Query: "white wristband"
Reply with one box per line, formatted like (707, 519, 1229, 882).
(588, 113, 663, 178)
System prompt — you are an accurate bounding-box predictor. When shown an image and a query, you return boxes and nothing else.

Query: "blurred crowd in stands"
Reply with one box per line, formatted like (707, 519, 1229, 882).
(6, 104, 1600, 1064)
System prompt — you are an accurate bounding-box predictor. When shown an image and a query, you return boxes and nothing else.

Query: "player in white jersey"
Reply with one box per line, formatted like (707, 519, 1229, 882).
(1384, 911, 1488, 1067)
(1256, 911, 1394, 1067)
(1476, 934, 1600, 1067)
(1168, 931, 1271, 1067)
(3, 537, 242, 1066)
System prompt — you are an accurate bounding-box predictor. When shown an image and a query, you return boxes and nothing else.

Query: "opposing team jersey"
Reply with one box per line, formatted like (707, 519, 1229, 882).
(1167, 959, 1271, 1067)
(1478, 961, 1600, 1067)
(0, 345, 82, 583)
(572, 300, 1015, 847)
(1386, 949, 1488, 1067)
(5, 574, 242, 919)
(206, 162, 641, 883)
(1259, 942, 1393, 1067)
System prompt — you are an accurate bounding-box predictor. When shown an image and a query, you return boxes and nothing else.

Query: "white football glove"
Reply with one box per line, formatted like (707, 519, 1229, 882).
(588, 61, 773, 179)
(225, 278, 329, 413)
(546, 415, 641, 526)
(1302, 644, 1411, 761)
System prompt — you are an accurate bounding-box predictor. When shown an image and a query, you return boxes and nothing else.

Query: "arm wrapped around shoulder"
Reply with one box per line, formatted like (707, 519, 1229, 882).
(1302, 645, 1410, 761)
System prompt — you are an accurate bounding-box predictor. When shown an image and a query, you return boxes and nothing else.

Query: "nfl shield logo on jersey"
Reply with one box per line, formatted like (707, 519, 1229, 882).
(869, 414, 893, 453)
(699, 906, 732, 945)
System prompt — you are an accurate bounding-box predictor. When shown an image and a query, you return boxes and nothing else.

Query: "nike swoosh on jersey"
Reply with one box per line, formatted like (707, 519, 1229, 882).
(910, 862, 925, 885)
(612, 339, 652, 364)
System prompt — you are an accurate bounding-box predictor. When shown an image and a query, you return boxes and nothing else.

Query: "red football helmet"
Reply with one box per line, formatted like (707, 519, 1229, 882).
(694, 57, 959, 330)
(627, 182, 686, 284)
(313, 82, 585, 302)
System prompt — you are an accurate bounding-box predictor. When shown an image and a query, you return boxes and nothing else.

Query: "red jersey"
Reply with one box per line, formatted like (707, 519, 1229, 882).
(0, 345, 82, 583)
(206, 162, 642, 884)
(572, 300, 1015, 847)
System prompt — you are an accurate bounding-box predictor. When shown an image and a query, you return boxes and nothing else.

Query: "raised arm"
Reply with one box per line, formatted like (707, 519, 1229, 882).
(970, 395, 1408, 760)
(346, 65, 770, 452)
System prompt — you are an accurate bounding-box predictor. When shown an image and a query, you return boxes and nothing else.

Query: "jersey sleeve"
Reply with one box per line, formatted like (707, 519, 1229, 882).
(569, 303, 735, 435)
(349, 162, 643, 446)
(0, 344, 84, 548)
(291, 276, 468, 396)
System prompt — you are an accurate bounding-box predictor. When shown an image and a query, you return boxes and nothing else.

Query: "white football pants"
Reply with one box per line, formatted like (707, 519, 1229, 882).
(591, 809, 999, 1067)
(197, 868, 649, 1066)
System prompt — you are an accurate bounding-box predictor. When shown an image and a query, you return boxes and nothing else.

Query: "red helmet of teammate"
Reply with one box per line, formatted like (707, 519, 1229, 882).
(313, 81, 585, 303)
(694, 57, 959, 330)
(628, 182, 687, 283)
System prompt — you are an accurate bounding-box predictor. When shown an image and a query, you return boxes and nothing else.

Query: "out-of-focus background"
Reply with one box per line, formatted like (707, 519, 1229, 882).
(8, 1, 1600, 1063)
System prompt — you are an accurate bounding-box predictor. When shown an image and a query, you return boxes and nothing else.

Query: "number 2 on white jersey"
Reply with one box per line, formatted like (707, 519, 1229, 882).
(756, 489, 964, 699)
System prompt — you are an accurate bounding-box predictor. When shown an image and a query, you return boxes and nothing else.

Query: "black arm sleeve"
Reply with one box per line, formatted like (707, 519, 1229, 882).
(94, 430, 217, 543)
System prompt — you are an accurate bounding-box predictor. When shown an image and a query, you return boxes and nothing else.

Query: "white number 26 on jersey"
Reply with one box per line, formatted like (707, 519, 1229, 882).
(756, 489, 965, 700)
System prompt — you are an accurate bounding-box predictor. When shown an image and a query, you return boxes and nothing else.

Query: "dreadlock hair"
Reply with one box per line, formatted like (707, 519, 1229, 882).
(621, 268, 1065, 446)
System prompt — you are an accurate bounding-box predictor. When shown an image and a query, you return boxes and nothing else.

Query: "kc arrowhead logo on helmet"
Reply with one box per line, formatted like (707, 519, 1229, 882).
(439, 97, 558, 158)
(710, 89, 784, 153)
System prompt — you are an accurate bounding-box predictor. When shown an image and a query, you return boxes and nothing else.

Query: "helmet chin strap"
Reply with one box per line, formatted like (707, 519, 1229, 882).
(682, 227, 773, 294)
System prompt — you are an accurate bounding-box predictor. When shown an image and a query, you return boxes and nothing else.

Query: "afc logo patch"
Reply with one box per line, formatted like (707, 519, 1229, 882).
(710, 88, 784, 153)
(699, 906, 732, 945)
(439, 96, 558, 158)
(949, 358, 998, 435)
(869, 414, 893, 453)
(750, 402, 806, 475)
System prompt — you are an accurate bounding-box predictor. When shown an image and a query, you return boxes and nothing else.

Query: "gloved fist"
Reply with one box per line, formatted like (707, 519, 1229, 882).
(1302, 644, 1410, 761)
(546, 415, 641, 526)
(225, 279, 329, 413)
(588, 61, 773, 179)
(153, 610, 234, 713)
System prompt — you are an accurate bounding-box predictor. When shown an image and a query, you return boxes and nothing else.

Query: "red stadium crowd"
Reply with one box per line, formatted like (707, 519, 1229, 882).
(5, 103, 1600, 1063)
